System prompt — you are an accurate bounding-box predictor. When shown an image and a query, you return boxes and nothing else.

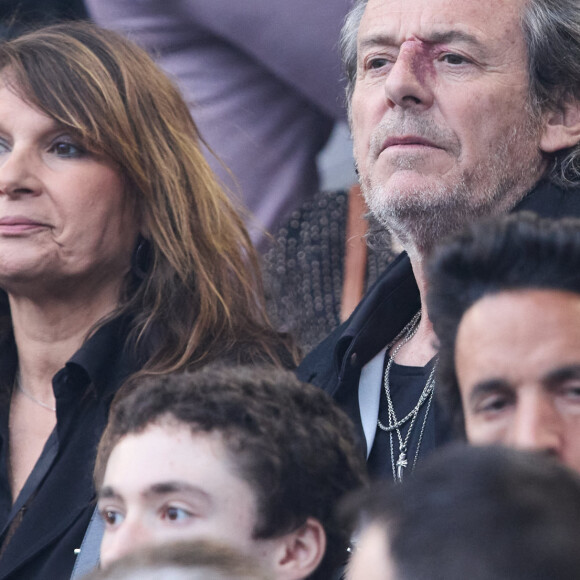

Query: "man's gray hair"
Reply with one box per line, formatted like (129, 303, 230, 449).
(340, 0, 580, 185)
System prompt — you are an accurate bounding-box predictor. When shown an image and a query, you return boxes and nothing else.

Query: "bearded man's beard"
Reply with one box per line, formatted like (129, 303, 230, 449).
(360, 113, 544, 260)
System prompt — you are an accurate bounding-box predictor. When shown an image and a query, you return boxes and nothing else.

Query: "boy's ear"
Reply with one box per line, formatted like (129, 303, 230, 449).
(540, 98, 580, 153)
(271, 518, 326, 580)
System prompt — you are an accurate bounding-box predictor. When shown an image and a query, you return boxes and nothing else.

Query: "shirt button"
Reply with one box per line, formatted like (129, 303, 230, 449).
(350, 352, 358, 366)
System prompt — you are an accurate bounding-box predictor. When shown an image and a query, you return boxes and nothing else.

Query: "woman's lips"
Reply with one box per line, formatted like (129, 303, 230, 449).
(0, 217, 47, 234)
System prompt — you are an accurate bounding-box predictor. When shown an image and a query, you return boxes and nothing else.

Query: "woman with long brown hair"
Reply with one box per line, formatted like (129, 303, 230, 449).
(0, 22, 294, 579)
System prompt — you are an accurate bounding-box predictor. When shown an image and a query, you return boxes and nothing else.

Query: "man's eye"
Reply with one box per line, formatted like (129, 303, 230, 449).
(367, 57, 389, 70)
(162, 506, 192, 522)
(100, 509, 124, 527)
(476, 395, 510, 414)
(561, 383, 580, 400)
(441, 53, 468, 65)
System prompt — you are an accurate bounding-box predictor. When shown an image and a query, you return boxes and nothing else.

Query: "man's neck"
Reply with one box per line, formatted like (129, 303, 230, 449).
(392, 256, 437, 367)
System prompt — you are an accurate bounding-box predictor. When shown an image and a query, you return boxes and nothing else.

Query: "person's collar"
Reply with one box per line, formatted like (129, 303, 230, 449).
(66, 315, 133, 397)
(334, 252, 420, 375)
(513, 178, 578, 217)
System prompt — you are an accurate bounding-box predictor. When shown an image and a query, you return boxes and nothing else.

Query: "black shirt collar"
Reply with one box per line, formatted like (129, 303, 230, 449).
(66, 315, 134, 399)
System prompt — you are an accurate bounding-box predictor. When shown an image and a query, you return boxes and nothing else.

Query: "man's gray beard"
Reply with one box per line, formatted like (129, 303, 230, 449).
(361, 123, 544, 260)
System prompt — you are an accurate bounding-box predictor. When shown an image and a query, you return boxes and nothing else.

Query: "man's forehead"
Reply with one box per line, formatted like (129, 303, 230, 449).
(358, 0, 527, 48)
(456, 289, 580, 385)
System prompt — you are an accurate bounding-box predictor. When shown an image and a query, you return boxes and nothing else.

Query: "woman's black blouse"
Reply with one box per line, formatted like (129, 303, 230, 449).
(0, 317, 138, 580)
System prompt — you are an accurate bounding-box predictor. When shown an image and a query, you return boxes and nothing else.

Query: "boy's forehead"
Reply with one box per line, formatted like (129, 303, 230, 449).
(103, 423, 255, 495)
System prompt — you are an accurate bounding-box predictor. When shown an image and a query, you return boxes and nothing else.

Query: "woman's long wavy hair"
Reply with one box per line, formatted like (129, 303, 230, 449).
(0, 22, 296, 375)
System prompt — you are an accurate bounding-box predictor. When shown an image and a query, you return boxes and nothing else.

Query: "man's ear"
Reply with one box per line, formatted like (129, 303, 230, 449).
(272, 518, 327, 580)
(540, 98, 580, 153)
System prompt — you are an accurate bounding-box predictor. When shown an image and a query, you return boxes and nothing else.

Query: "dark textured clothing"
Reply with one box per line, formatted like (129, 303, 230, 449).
(297, 179, 580, 474)
(0, 317, 138, 580)
(262, 189, 396, 353)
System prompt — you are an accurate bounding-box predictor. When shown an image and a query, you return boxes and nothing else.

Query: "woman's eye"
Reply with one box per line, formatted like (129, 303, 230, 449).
(50, 141, 85, 158)
(163, 506, 192, 522)
(100, 509, 124, 527)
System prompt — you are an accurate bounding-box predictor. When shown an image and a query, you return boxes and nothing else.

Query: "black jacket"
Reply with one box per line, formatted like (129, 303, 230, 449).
(297, 180, 580, 458)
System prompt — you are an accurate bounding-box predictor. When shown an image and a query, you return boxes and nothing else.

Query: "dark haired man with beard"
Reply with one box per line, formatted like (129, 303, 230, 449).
(297, 0, 580, 481)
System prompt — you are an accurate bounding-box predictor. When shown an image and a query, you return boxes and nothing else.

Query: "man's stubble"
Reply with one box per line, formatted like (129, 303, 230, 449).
(360, 111, 545, 261)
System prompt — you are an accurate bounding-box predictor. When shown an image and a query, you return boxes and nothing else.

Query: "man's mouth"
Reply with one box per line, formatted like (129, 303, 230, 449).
(381, 136, 441, 151)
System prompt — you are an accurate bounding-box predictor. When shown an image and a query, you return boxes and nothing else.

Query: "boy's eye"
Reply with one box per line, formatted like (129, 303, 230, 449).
(100, 509, 124, 527)
(163, 506, 192, 522)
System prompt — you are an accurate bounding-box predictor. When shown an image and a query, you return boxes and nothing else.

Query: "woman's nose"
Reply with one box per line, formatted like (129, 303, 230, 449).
(0, 147, 42, 197)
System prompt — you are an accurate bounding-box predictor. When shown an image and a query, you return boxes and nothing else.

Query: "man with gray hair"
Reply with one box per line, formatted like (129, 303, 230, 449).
(297, 0, 580, 481)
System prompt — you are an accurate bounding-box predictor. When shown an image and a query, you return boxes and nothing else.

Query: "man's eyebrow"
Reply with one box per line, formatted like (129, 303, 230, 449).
(468, 378, 511, 406)
(544, 364, 580, 387)
(359, 30, 483, 52)
(358, 34, 397, 52)
(423, 30, 482, 46)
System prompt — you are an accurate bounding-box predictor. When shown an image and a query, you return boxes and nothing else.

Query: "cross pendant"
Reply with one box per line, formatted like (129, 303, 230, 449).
(396, 451, 408, 482)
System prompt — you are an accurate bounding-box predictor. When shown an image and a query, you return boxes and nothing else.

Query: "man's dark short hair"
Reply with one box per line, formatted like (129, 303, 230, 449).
(346, 444, 580, 580)
(426, 212, 580, 434)
(96, 365, 368, 580)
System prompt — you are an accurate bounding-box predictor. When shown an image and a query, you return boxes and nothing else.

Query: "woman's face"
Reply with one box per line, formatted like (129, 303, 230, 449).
(0, 84, 140, 298)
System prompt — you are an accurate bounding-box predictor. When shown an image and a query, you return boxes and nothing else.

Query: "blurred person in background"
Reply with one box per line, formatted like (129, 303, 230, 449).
(83, 540, 273, 580)
(0, 0, 87, 39)
(85, 0, 355, 249)
(346, 444, 580, 580)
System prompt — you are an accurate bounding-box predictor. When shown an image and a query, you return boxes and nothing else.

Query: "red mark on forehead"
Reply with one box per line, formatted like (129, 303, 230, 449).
(401, 37, 423, 49)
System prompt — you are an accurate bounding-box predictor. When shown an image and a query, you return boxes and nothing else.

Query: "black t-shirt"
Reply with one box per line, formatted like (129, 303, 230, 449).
(367, 358, 452, 480)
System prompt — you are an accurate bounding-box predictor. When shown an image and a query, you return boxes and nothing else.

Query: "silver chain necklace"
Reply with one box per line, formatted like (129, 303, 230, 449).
(377, 311, 437, 483)
(14, 372, 56, 412)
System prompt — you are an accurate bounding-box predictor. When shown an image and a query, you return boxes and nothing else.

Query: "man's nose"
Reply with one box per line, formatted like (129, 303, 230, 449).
(384, 42, 434, 110)
(0, 148, 41, 197)
(100, 517, 153, 568)
(507, 392, 562, 457)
